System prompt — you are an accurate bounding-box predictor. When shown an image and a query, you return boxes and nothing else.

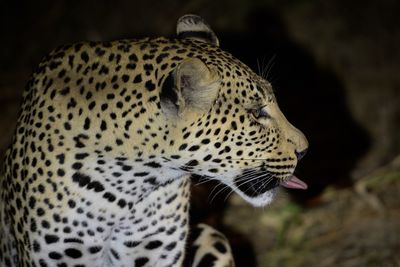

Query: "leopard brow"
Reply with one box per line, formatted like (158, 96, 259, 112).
(245, 94, 265, 109)
(256, 85, 268, 98)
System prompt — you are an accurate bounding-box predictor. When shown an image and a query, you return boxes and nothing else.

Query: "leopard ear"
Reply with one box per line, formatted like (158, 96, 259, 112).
(176, 14, 219, 46)
(160, 58, 220, 117)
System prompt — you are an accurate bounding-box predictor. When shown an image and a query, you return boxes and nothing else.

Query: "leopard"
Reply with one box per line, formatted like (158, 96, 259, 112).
(0, 14, 308, 267)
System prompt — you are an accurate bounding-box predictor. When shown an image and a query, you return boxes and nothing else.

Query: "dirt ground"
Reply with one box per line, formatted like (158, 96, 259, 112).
(224, 157, 400, 267)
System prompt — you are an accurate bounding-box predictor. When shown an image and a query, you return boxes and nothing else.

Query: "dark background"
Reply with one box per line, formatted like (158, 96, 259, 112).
(1, 1, 399, 266)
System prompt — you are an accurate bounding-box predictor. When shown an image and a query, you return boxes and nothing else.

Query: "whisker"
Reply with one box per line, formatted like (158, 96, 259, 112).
(234, 173, 274, 188)
(230, 158, 270, 161)
(233, 173, 268, 189)
(208, 182, 224, 203)
(233, 170, 266, 182)
(234, 173, 263, 183)
(256, 58, 261, 77)
(233, 173, 263, 184)
(261, 56, 267, 79)
(224, 188, 237, 202)
(264, 54, 276, 80)
(209, 182, 233, 204)
(234, 173, 276, 197)
(194, 176, 218, 186)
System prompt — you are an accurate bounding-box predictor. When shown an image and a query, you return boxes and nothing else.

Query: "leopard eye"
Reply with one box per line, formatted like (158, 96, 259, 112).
(249, 107, 270, 119)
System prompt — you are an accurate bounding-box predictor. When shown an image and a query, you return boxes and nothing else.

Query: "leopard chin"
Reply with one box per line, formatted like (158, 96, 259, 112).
(232, 172, 308, 207)
(233, 187, 278, 207)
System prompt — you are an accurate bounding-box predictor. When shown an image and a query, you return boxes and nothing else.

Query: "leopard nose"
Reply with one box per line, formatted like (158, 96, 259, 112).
(295, 149, 308, 161)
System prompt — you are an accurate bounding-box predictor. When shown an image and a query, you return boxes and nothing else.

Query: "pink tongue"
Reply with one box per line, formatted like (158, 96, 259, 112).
(281, 175, 308, 190)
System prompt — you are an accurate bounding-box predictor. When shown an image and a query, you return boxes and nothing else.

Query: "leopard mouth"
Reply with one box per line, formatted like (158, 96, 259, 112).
(234, 172, 308, 197)
(234, 175, 280, 197)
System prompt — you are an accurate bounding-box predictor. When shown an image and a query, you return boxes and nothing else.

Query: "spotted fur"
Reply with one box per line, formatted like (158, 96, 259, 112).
(185, 224, 234, 267)
(0, 15, 307, 267)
